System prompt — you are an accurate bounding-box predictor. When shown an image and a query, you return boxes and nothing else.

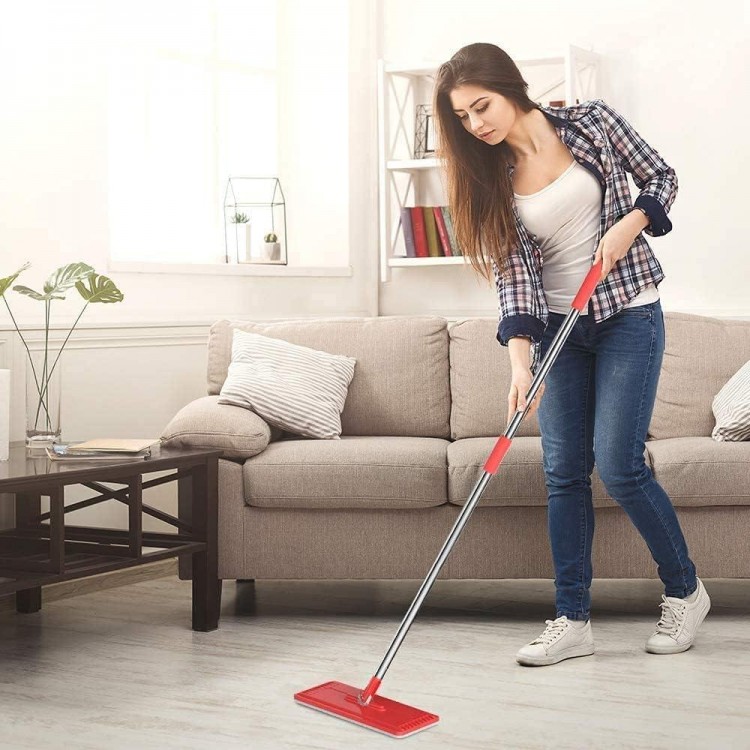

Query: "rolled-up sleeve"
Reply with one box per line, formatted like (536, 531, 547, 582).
(595, 99, 678, 238)
(492, 250, 546, 347)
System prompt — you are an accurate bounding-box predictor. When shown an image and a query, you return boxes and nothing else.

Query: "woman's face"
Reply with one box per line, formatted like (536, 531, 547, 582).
(449, 85, 517, 144)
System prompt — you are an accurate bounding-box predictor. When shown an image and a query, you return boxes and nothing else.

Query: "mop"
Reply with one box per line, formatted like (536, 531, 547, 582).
(295, 260, 604, 738)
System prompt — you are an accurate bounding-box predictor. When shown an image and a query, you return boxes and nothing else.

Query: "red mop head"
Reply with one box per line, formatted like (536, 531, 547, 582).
(294, 680, 439, 738)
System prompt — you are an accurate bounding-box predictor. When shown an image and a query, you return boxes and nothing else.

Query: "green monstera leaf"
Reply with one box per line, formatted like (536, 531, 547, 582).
(0, 262, 31, 297)
(2, 262, 124, 408)
(13, 262, 95, 301)
(43, 263, 95, 296)
(12, 285, 60, 301)
(75, 274, 124, 304)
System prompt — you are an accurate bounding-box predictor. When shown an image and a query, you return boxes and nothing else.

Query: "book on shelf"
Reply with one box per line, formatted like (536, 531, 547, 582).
(408, 206, 429, 257)
(422, 207, 441, 257)
(399, 208, 416, 257)
(432, 207, 453, 256)
(398, 206, 463, 258)
(442, 208, 461, 256)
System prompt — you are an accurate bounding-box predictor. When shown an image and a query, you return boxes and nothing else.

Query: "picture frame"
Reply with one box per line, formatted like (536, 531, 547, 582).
(415, 104, 436, 159)
(425, 113, 435, 154)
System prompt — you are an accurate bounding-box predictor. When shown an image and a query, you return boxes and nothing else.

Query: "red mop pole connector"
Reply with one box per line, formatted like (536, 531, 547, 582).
(484, 435, 512, 475)
(358, 676, 382, 706)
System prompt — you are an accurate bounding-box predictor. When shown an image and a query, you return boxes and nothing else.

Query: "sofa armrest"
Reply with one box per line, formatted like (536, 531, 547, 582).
(161, 395, 281, 460)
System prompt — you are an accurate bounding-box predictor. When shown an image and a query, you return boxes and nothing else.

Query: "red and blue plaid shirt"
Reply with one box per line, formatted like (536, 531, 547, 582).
(492, 98, 678, 372)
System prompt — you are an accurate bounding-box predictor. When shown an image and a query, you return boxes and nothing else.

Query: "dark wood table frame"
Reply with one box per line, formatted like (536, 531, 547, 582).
(0, 447, 222, 631)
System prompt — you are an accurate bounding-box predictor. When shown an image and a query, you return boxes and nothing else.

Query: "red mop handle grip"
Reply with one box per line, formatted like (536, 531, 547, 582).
(484, 436, 512, 475)
(571, 260, 603, 312)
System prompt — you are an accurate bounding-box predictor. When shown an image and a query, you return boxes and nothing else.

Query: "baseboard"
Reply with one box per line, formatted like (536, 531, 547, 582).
(0, 558, 178, 614)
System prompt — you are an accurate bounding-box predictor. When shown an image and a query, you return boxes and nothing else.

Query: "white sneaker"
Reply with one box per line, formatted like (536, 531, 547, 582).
(516, 616, 595, 666)
(645, 577, 711, 654)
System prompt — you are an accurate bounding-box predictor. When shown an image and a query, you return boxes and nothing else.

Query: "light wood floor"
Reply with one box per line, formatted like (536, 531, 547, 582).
(0, 570, 748, 749)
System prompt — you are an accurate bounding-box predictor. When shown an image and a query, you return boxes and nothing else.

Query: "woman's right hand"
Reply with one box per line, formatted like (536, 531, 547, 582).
(507, 366, 545, 425)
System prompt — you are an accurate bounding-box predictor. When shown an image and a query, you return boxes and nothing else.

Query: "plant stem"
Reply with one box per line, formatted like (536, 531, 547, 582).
(33, 300, 52, 429)
(3, 296, 53, 429)
(35, 301, 90, 431)
(45, 301, 89, 385)
(3, 296, 43, 397)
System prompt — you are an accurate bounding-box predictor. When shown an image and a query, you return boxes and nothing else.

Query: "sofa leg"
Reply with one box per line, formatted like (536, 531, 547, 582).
(16, 587, 42, 613)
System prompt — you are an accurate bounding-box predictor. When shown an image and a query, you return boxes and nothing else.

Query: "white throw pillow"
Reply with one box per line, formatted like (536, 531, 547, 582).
(711, 359, 750, 441)
(217, 329, 356, 440)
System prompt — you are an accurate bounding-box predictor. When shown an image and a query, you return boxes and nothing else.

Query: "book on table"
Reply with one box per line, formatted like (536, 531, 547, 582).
(46, 446, 149, 462)
(46, 438, 160, 461)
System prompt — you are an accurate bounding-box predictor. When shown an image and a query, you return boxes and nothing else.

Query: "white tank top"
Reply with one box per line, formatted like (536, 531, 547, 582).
(514, 159, 659, 314)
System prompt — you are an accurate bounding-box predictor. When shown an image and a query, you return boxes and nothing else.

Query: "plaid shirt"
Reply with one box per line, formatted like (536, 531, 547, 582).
(492, 98, 678, 373)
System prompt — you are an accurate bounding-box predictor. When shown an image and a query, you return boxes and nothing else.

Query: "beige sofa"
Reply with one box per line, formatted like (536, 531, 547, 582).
(164, 313, 750, 584)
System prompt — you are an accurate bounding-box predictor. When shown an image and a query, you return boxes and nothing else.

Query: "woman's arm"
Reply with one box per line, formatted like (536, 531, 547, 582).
(506, 335, 545, 423)
(508, 336, 531, 370)
(492, 251, 545, 347)
(595, 99, 678, 238)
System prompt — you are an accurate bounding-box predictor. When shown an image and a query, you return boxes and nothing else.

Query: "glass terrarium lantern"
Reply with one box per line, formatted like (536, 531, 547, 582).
(223, 177, 288, 265)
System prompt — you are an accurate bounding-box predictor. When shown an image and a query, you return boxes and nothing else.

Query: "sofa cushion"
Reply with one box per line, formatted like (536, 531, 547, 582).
(711, 359, 750, 442)
(449, 318, 540, 439)
(646, 437, 750, 506)
(208, 316, 451, 438)
(160, 395, 278, 459)
(448, 436, 652, 508)
(242, 435, 449, 509)
(218, 329, 356, 439)
(649, 312, 750, 439)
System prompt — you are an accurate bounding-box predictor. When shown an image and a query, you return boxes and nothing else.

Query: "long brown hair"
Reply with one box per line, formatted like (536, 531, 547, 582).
(433, 43, 540, 284)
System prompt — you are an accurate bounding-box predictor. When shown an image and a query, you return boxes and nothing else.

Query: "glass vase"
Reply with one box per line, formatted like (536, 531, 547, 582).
(25, 348, 62, 455)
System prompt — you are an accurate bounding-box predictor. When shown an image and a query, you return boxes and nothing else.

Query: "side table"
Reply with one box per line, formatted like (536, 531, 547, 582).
(0, 444, 222, 631)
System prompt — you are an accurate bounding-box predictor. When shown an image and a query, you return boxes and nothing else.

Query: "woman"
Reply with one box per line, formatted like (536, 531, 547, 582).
(433, 42, 710, 666)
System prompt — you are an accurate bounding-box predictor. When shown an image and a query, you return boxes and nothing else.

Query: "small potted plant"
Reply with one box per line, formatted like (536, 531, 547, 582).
(0, 262, 124, 452)
(230, 212, 252, 262)
(262, 232, 281, 262)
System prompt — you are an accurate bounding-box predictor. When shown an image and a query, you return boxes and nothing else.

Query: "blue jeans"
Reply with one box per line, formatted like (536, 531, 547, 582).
(537, 299, 698, 621)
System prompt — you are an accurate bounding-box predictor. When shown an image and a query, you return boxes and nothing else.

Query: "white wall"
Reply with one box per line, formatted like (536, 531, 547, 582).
(0, 0, 378, 330)
(380, 0, 750, 318)
(1, 0, 747, 331)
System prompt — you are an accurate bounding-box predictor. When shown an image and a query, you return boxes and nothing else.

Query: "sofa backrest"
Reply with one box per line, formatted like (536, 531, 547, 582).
(207, 316, 451, 438)
(448, 318, 541, 439)
(448, 312, 750, 441)
(650, 312, 750, 439)
(205, 311, 749, 442)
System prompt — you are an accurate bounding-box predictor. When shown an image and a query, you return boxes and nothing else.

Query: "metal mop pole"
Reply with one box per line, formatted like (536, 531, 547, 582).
(358, 260, 603, 706)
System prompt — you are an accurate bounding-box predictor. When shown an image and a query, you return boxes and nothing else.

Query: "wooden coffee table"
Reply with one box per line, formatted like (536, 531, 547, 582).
(0, 444, 222, 631)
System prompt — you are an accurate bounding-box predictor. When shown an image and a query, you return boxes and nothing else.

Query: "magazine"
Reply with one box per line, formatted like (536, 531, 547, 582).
(61, 438, 159, 454)
(46, 443, 152, 461)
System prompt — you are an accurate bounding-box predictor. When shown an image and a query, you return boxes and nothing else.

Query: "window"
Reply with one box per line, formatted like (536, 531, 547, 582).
(106, 0, 277, 264)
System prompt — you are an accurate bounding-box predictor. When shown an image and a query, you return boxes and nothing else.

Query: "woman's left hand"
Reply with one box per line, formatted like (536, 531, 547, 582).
(593, 216, 641, 281)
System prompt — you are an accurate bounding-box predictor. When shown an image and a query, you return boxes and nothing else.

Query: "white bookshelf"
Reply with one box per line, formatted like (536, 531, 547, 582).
(377, 45, 602, 283)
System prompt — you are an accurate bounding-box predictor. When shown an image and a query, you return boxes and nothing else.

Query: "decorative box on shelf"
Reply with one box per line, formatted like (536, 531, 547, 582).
(223, 177, 288, 265)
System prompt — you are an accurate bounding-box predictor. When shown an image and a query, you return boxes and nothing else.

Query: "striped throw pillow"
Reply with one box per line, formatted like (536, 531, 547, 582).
(217, 329, 356, 440)
(711, 359, 750, 441)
